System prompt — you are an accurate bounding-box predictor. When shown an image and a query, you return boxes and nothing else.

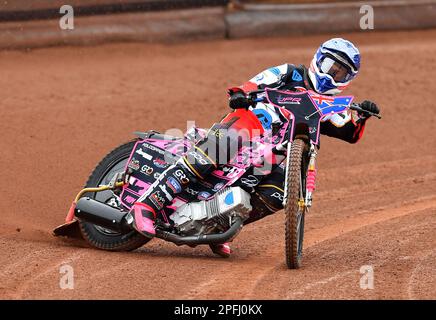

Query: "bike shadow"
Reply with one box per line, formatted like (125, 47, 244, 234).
(133, 243, 236, 261)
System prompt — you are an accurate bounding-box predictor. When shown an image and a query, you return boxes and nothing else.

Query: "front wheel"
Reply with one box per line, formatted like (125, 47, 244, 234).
(78, 140, 150, 251)
(284, 139, 308, 269)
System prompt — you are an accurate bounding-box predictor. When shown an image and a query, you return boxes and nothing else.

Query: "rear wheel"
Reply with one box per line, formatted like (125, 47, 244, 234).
(284, 139, 308, 269)
(78, 140, 150, 251)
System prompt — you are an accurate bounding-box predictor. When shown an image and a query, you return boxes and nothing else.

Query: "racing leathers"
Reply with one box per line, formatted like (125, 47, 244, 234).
(130, 63, 369, 238)
(230, 63, 368, 224)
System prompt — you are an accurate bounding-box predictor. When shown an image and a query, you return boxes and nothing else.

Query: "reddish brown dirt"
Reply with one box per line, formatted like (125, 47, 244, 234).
(0, 29, 435, 299)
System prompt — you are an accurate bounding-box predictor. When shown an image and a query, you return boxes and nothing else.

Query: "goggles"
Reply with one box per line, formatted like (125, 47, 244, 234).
(317, 53, 356, 83)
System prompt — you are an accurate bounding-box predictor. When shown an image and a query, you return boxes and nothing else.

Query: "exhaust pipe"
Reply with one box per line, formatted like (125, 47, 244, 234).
(155, 217, 243, 246)
(75, 197, 244, 245)
(75, 197, 131, 233)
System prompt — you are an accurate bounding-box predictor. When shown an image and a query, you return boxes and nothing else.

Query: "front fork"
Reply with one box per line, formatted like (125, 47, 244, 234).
(282, 141, 317, 209)
(305, 143, 317, 208)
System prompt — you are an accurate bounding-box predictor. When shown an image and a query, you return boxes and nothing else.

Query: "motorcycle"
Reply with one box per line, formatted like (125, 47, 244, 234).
(53, 88, 380, 269)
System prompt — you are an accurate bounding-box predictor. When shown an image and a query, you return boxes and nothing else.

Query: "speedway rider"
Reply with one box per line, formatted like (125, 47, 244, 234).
(129, 38, 380, 257)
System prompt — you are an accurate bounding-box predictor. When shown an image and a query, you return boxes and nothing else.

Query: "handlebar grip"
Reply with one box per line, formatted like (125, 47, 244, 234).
(247, 95, 266, 107)
(350, 104, 381, 119)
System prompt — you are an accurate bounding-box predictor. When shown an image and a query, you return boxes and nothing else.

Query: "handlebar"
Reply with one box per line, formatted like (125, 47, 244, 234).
(349, 103, 382, 119)
(252, 97, 265, 103)
(247, 89, 267, 104)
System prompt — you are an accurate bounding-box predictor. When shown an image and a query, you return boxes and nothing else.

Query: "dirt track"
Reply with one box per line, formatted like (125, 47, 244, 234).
(0, 29, 435, 299)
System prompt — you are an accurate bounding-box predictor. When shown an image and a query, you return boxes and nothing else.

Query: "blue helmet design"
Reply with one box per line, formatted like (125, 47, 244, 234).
(308, 38, 360, 95)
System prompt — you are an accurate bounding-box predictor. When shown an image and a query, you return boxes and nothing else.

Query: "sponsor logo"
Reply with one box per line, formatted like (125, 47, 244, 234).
(223, 166, 237, 173)
(272, 135, 281, 144)
(141, 142, 165, 155)
(213, 182, 224, 192)
(198, 191, 211, 201)
(185, 187, 199, 196)
(159, 184, 173, 201)
(135, 148, 152, 160)
(128, 178, 147, 194)
(154, 173, 161, 180)
(128, 158, 140, 171)
(140, 164, 153, 175)
(150, 191, 165, 210)
(291, 69, 303, 82)
(255, 73, 265, 81)
(271, 192, 284, 201)
(222, 166, 240, 178)
(309, 127, 317, 134)
(253, 109, 273, 130)
(240, 175, 259, 188)
(187, 150, 209, 166)
(123, 195, 136, 205)
(175, 169, 190, 184)
(166, 177, 182, 193)
(268, 66, 281, 76)
(153, 158, 169, 169)
(277, 96, 302, 105)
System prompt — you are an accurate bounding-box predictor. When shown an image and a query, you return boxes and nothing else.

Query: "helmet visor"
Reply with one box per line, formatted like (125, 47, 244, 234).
(318, 56, 354, 83)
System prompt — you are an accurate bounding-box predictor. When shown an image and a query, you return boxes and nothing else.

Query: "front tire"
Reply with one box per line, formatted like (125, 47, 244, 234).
(78, 140, 150, 251)
(284, 139, 308, 269)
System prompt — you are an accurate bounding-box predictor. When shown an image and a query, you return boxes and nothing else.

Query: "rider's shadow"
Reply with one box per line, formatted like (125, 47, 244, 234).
(133, 242, 236, 261)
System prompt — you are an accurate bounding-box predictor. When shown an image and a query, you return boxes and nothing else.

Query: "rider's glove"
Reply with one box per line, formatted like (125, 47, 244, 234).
(358, 100, 380, 119)
(229, 92, 251, 110)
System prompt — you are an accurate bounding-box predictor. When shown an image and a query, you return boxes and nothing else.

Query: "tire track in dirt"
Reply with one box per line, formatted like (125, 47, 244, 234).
(406, 249, 436, 300)
(182, 157, 436, 299)
(11, 250, 86, 299)
(0, 248, 85, 299)
(184, 196, 436, 299)
(315, 172, 436, 203)
(0, 249, 48, 278)
(286, 270, 356, 299)
(247, 198, 436, 299)
(305, 196, 436, 248)
(314, 155, 436, 202)
(182, 154, 436, 299)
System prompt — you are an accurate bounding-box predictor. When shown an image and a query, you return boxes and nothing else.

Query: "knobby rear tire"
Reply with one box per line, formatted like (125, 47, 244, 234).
(78, 140, 150, 251)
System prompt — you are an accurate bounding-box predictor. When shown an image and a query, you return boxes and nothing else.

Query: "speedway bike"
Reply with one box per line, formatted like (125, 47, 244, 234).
(53, 88, 380, 269)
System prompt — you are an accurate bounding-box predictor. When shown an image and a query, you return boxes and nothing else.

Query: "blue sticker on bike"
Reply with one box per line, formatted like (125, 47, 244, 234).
(252, 109, 273, 129)
(166, 177, 182, 193)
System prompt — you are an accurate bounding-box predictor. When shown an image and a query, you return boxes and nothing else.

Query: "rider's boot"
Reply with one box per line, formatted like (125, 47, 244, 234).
(131, 202, 157, 238)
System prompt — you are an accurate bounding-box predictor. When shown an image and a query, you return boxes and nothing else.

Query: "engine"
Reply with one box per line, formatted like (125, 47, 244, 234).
(169, 187, 252, 236)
